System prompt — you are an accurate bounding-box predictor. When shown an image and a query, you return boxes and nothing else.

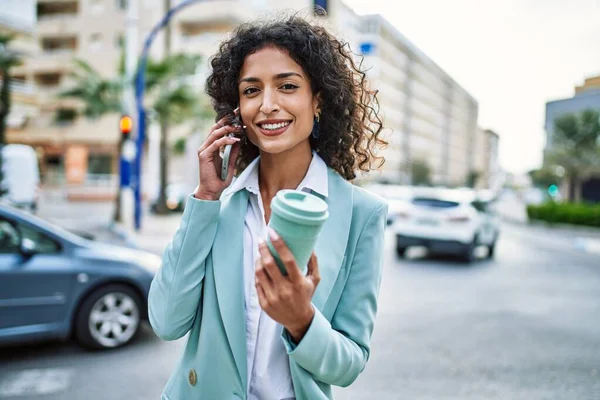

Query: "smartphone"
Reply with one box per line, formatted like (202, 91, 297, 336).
(220, 113, 242, 181)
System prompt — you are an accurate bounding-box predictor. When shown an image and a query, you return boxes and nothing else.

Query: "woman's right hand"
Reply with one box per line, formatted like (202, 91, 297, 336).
(194, 115, 243, 201)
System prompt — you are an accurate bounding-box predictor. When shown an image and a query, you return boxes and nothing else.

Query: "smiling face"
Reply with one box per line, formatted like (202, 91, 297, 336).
(238, 45, 319, 156)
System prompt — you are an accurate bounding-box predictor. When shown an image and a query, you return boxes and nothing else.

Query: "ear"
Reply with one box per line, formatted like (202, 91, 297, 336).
(312, 92, 322, 116)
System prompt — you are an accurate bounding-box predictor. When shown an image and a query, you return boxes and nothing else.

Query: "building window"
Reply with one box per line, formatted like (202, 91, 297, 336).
(41, 36, 78, 53)
(35, 72, 62, 87)
(116, 0, 128, 10)
(115, 33, 125, 49)
(88, 154, 113, 175)
(89, 33, 104, 51)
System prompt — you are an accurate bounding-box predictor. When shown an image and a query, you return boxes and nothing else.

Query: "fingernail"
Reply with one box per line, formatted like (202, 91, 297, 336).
(258, 238, 265, 246)
(230, 137, 240, 141)
(268, 228, 279, 241)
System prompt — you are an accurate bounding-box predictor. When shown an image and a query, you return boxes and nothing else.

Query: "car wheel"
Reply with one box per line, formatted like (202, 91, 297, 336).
(75, 284, 143, 350)
(396, 246, 407, 258)
(461, 236, 478, 263)
(486, 242, 496, 258)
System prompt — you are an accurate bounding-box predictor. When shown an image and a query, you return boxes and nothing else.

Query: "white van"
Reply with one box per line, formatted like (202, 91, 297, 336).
(0, 144, 40, 212)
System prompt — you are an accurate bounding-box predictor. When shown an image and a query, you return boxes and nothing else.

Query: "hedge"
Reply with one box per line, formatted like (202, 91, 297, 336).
(526, 202, 600, 227)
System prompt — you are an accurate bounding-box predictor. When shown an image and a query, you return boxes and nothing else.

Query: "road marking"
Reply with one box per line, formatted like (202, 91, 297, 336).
(0, 368, 72, 397)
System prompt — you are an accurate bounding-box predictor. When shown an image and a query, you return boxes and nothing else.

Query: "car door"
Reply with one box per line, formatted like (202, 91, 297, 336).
(0, 216, 76, 337)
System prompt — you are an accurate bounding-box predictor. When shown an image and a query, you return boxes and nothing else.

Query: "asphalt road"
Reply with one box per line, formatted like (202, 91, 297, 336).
(1, 222, 599, 400)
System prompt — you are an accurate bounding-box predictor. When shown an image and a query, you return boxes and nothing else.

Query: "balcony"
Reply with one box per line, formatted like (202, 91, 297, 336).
(174, 0, 256, 31)
(27, 51, 75, 73)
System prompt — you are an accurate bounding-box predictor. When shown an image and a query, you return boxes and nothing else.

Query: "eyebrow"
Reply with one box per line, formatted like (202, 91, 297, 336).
(239, 72, 304, 84)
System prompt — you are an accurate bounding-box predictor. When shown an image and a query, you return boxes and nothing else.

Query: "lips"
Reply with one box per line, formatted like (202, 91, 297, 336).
(256, 120, 292, 137)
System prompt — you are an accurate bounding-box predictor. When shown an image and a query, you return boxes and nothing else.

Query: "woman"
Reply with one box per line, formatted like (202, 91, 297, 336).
(148, 15, 388, 400)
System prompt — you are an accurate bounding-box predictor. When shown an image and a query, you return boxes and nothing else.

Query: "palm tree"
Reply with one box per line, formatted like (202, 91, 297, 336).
(545, 109, 600, 202)
(0, 34, 23, 197)
(141, 53, 203, 214)
(59, 54, 204, 218)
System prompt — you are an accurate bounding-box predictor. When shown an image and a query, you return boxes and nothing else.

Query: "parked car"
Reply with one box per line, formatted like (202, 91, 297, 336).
(363, 183, 413, 226)
(390, 187, 500, 262)
(0, 204, 161, 349)
(149, 183, 188, 213)
(0, 144, 40, 213)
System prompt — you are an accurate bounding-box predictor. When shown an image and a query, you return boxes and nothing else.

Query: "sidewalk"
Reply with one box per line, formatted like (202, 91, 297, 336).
(495, 192, 600, 255)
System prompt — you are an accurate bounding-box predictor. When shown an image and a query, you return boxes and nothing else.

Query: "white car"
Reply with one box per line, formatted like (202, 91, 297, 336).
(389, 187, 500, 262)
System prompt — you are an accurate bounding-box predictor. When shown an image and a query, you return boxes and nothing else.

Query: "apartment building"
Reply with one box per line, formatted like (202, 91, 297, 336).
(9, 0, 495, 190)
(357, 14, 481, 187)
(8, 0, 352, 184)
(2, 0, 38, 140)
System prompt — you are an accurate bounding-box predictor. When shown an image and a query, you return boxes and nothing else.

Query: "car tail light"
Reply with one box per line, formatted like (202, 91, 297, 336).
(447, 214, 470, 223)
(396, 211, 410, 219)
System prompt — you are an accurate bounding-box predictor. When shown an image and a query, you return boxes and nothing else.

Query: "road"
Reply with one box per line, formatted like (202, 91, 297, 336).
(1, 214, 599, 399)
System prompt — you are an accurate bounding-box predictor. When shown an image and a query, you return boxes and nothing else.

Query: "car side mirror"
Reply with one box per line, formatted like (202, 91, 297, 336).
(20, 238, 37, 258)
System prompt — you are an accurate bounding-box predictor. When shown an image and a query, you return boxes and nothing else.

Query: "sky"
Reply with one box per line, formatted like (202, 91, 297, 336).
(343, 0, 600, 174)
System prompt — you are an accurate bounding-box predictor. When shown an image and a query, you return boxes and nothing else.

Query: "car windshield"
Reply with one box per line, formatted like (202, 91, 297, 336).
(411, 198, 460, 208)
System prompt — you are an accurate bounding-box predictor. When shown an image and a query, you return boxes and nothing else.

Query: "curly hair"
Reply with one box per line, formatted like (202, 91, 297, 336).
(205, 14, 387, 181)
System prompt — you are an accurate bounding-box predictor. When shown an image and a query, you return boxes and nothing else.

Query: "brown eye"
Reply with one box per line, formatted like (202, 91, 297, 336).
(243, 87, 260, 95)
(281, 83, 299, 90)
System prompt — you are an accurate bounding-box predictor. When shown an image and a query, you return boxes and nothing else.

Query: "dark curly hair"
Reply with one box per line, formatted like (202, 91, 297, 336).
(205, 14, 387, 181)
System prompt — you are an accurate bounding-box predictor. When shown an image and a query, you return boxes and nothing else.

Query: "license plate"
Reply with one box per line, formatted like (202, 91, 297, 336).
(417, 218, 439, 226)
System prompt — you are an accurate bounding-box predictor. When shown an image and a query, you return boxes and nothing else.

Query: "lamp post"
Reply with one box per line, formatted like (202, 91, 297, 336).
(133, 0, 205, 230)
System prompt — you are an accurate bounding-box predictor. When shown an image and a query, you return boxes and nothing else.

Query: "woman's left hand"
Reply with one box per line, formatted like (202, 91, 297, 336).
(255, 229, 321, 343)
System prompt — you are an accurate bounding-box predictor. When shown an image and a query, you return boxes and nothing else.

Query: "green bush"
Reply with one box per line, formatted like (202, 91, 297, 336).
(527, 202, 600, 227)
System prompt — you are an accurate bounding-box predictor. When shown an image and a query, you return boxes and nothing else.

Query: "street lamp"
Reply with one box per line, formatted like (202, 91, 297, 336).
(132, 0, 207, 230)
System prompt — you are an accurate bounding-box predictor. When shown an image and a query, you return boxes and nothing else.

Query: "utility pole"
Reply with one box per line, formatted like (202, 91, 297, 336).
(156, 0, 171, 214)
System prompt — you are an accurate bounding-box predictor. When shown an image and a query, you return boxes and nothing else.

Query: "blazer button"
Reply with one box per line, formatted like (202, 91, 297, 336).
(188, 369, 197, 386)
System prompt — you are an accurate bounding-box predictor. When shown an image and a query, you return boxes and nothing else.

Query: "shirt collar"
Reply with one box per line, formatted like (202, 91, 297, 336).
(226, 151, 329, 199)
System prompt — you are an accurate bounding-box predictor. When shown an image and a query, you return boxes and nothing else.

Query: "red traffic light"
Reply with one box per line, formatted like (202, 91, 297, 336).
(119, 115, 133, 135)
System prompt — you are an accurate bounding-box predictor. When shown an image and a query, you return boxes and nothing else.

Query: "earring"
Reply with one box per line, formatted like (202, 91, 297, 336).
(311, 114, 320, 139)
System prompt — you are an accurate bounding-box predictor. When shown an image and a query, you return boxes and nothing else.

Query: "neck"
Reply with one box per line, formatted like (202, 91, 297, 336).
(258, 141, 313, 199)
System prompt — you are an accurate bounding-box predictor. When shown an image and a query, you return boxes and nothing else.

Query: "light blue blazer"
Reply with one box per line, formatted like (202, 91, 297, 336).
(148, 167, 388, 400)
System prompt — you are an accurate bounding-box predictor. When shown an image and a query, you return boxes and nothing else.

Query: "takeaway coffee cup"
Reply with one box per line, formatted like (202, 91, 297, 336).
(266, 189, 329, 275)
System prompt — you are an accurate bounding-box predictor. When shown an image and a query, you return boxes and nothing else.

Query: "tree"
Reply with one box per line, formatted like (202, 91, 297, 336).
(143, 53, 202, 214)
(58, 59, 124, 220)
(528, 166, 562, 189)
(545, 109, 600, 202)
(59, 54, 204, 218)
(410, 159, 432, 186)
(0, 34, 23, 197)
(466, 169, 481, 188)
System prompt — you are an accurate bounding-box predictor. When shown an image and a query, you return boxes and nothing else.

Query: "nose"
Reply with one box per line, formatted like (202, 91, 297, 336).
(259, 88, 280, 115)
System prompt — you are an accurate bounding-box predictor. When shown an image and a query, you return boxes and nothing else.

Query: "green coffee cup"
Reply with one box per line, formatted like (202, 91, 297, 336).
(266, 189, 329, 275)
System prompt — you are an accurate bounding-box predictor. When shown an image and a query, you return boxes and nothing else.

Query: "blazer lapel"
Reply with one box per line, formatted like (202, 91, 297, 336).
(312, 169, 354, 309)
(212, 189, 248, 389)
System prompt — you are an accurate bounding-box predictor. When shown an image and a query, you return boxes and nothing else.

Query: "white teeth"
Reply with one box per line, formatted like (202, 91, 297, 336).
(260, 122, 290, 130)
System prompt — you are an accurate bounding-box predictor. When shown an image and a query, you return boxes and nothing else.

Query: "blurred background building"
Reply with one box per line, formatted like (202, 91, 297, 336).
(356, 14, 491, 188)
(6, 0, 500, 197)
(544, 75, 600, 203)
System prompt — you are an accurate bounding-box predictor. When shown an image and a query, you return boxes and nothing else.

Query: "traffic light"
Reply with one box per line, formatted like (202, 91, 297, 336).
(119, 115, 133, 141)
(548, 184, 559, 198)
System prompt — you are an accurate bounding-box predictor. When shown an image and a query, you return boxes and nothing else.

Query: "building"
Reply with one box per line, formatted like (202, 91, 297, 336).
(1, 0, 39, 146)
(544, 75, 600, 202)
(8, 0, 353, 188)
(356, 14, 480, 187)
(8, 0, 491, 192)
(545, 75, 600, 149)
(473, 127, 501, 190)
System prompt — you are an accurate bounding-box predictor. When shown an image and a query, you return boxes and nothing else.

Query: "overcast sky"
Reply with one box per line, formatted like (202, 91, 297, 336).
(343, 0, 600, 174)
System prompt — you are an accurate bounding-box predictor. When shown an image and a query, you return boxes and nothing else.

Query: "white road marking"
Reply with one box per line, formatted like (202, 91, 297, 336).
(0, 368, 72, 397)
